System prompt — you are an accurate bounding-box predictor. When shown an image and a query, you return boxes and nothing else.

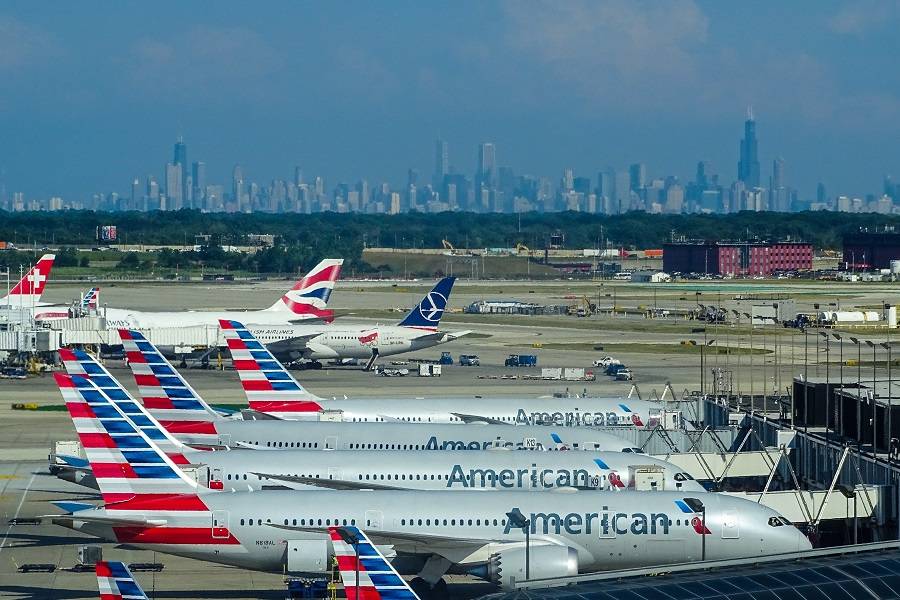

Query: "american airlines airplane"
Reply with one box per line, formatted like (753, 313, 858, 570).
(98, 258, 343, 329)
(51, 373, 811, 597)
(248, 276, 471, 367)
(213, 321, 660, 425)
(95, 561, 150, 600)
(0, 253, 55, 309)
(52, 371, 699, 493)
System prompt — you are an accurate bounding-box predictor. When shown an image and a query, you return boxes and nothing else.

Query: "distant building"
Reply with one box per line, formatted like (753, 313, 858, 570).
(737, 110, 760, 188)
(842, 230, 900, 269)
(663, 240, 812, 276)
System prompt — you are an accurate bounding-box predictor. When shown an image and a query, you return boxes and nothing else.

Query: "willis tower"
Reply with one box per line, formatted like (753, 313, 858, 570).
(737, 108, 760, 188)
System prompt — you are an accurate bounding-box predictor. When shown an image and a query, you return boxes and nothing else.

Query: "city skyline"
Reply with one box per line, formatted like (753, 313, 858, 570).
(0, 2, 898, 201)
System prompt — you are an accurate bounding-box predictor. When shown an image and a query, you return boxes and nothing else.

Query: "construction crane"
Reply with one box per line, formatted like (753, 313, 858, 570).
(515, 243, 530, 255)
(441, 239, 455, 251)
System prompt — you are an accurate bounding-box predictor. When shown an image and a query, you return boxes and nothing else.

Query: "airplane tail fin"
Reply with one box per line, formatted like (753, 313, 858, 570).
(265, 258, 343, 321)
(81, 287, 100, 310)
(58, 348, 190, 463)
(96, 561, 149, 600)
(397, 277, 455, 329)
(56, 372, 201, 505)
(118, 329, 223, 444)
(219, 319, 325, 419)
(329, 526, 420, 600)
(0, 253, 55, 307)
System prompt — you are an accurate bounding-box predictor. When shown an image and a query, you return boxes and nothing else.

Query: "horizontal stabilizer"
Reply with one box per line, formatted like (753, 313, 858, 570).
(51, 501, 96, 514)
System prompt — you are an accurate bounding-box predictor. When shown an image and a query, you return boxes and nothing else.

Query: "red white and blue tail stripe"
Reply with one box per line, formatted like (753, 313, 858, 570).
(266, 258, 343, 320)
(329, 526, 420, 600)
(220, 319, 325, 419)
(96, 561, 148, 600)
(119, 329, 222, 444)
(82, 287, 100, 310)
(57, 372, 201, 505)
(59, 348, 190, 464)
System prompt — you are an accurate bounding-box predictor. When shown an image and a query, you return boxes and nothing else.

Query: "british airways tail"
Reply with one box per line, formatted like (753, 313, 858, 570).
(96, 561, 149, 600)
(58, 348, 191, 464)
(0, 253, 55, 307)
(55, 372, 201, 505)
(220, 319, 325, 419)
(118, 329, 224, 444)
(82, 287, 100, 310)
(265, 258, 343, 321)
(329, 526, 420, 600)
(398, 277, 455, 330)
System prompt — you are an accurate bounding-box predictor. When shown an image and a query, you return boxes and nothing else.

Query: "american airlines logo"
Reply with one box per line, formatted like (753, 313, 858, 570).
(503, 505, 682, 536)
(447, 465, 603, 489)
(418, 291, 447, 322)
(516, 409, 632, 427)
(425, 436, 544, 451)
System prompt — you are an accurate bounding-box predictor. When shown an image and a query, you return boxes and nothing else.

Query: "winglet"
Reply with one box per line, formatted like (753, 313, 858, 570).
(398, 277, 455, 330)
(328, 526, 420, 600)
(96, 561, 149, 600)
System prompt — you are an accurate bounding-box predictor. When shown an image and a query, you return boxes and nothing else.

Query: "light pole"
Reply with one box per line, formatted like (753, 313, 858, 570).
(866, 340, 877, 457)
(850, 337, 862, 448)
(506, 509, 531, 580)
(744, 312, 754, 416)
(732, 309, 742, 403)
(834, 333, 844, 439)
(882, 342, 893, 463)
(820, 332, 830, 441)
(683, 498, 707, 560)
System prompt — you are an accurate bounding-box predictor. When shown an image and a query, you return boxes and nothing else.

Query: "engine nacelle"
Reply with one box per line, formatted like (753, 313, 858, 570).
(285, 539, 332, 575)
(486, 545, 578, 590)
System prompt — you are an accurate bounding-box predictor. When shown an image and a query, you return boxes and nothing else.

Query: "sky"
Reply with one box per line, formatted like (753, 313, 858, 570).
(1, 1, 899, 201)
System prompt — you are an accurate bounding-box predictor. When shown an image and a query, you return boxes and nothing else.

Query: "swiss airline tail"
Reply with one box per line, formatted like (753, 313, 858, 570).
(0, 253, 55, 307)
(220, 319, 325, 418)
(265, 258, 343, 321)
(96, 561, 149, 600)
(56, 372, 201, 505)
(329, 526, 420, 600)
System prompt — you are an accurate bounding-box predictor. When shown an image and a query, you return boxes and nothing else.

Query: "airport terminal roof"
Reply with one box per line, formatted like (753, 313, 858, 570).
(485, 542, 900, 600)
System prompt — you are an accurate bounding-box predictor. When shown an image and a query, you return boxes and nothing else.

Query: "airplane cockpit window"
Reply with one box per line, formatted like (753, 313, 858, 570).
(768, 516, 785, 527)
(674, 472, 695, 481)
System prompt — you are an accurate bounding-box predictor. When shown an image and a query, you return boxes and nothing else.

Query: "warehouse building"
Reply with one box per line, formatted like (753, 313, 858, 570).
(663, 240, 813, 276)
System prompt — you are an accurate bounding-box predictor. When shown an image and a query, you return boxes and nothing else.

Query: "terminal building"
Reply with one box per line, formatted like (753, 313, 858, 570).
(663, 240, 813, 276)
(843, 230, 900, 270)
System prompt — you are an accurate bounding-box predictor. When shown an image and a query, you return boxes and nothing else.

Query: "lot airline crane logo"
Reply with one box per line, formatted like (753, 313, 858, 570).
(418, 291, 447, 323)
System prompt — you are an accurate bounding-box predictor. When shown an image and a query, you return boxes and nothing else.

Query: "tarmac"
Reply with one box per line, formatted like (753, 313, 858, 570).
(1, 277, 897, 598)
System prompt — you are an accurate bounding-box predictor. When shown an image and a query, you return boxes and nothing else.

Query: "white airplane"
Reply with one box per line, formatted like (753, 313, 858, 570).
(33, 286, 101, 321)
(247, 276, 470, 367)
(214, 321, 660, 425)
(0, 253, 55, 309)
(96, 258, 343, 330)
(51, 370, 700, 494)
(51, 374, 811, 596)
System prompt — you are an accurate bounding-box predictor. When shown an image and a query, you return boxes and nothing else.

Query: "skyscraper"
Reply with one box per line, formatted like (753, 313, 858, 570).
(192, 161, 206, 208)
(737, 109, 760, 187)
(476, 142, 496, 198)
(173, 137, 188, 202)
(433, 139, 448, 189)
(165, 162, 183, 209)
(232, 165, 244, 211)
(629, 163, 647, 192)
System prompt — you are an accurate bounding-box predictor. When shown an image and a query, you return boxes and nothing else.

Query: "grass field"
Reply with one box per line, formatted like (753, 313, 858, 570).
(535, 342, 771, 355)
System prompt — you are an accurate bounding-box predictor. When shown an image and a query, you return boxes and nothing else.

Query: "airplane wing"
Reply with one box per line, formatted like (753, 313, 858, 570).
(44, 511, 167, 527)
(451, 412, 509, 425)
(239, 409, 286, 421)
(253, 472, 410, 491)
(413, 330, 474, 343)
(269, 522, 505, 552)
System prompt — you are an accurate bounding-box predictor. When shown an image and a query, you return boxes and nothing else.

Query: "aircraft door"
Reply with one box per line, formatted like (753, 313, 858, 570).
(210, 467, 224, 490)
(212, 510, 229, 539)
(324, 436, 337, 450)
(365, 510, 383, 529)
(218, 434, 231, 446)
(721, 510, 740, 539)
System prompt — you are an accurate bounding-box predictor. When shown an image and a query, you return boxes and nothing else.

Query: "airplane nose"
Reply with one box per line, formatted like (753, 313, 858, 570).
(797, 530, 813, 551)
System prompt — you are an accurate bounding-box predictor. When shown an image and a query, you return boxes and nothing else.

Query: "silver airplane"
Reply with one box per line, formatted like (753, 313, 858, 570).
(52, 373, 811, 598)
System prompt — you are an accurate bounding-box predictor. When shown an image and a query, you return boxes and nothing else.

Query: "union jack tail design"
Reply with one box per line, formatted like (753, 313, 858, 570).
(59, 348, 191, 465)
(96, 561, 149, 600)
(265, 258, 343, 320)
(329, 526, 420, 600)
(81, 287, 100, 310)
(56, 372, 201, 505)
(220, 319, 325, 419)
(118, 329, 223, 444)
(0, 253, 55, 307)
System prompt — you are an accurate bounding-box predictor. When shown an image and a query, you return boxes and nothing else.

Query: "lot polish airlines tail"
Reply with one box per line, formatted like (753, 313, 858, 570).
(118, 329, 224, 444)
(96, 561, 149, 600)
(0, 253, 55, 307)
(59, 348, 191, 464)
(329, 526, 420, 600)
(397, 276, 455, 330)
(263, 258, 343, 321)
(220, 319, 326, 419)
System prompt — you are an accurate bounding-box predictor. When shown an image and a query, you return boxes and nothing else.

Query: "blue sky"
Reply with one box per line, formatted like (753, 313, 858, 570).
(1, 1, 898, 200)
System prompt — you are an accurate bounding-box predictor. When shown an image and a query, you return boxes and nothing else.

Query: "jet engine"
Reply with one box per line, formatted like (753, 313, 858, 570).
(285, 539, 332, 575)
(484, 546, 578, 590)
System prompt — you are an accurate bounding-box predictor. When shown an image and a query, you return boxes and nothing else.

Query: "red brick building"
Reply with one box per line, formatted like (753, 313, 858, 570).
(663, 241, 813, 276)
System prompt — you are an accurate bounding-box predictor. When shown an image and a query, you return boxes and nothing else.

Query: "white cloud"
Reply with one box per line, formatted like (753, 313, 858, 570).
(0, 17, 55, 70)
(827, 0, 900, 35)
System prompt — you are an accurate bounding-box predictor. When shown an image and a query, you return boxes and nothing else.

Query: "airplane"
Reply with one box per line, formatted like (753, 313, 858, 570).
(0, 253, 55, 309)
(245, 276, 471, 368)
(329, 525, 420, 600)
(33, 286, 101, 321)
(51, 373, 811, 597)
(51, 368, 700, 493)
(95, 258, 343, 330)
(95, 561, 149, 600)
(217, 320, 661, 425)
